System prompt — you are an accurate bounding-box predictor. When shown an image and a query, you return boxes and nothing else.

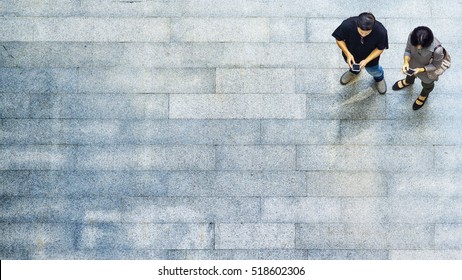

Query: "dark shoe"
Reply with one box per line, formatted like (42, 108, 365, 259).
(412, 95, 428, 110)
(392, 79, 413, 91)
(340, 71, 357, 85)
(376, 79, 387, 94)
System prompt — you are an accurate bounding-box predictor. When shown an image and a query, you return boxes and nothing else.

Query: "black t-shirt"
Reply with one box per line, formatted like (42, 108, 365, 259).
(332, 16, 388, 66)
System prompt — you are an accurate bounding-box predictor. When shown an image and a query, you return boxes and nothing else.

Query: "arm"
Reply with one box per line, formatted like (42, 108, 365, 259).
(402, 55, 411, 73)
(358, 48, 383, 69)
(336, 40, 355, 68)
(424, 47, 444, 72)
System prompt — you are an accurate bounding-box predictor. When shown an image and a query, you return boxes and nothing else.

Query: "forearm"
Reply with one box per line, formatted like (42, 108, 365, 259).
(403, 56, 424, 73)
(336, 40, 353, 58)
(363, 48, 384, 64)
(404, 55, 410, 64)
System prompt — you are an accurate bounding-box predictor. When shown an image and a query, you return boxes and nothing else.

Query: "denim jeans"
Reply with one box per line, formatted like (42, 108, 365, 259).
(351, 64, 384, 82)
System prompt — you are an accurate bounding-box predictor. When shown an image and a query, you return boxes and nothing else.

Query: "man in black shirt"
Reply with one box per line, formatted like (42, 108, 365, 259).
(332, 12, 388, 94)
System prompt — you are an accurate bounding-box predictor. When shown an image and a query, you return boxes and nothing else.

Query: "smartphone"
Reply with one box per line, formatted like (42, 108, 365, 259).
(406, 68, 416, 76)
(352, 63, 360, 72)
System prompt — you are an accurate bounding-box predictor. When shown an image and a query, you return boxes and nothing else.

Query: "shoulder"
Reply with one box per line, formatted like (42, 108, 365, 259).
(373, 20, 387, 33)
(427, 38, 443, 53)
(340, 17, 358, 28)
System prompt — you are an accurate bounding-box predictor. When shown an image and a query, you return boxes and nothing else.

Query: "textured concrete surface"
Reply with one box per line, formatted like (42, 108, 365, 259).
(1, 0, 462, 260)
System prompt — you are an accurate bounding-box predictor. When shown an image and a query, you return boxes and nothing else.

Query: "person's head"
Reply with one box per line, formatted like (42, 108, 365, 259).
(410, 26, 434, 49)
(357, 12, 375, 37)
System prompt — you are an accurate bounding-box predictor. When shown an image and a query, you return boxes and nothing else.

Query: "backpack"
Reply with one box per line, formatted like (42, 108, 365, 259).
(427, 45, 451, 80)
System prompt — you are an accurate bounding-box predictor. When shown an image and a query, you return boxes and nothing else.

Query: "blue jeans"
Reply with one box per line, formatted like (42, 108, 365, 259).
(351, 64, 384, 82)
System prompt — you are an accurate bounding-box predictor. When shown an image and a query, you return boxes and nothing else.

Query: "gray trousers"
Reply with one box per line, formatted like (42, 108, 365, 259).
(405, 75, 435, 97)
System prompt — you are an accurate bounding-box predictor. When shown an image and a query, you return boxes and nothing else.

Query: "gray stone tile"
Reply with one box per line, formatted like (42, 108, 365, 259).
(431, 0, 462, 19)
(435, 146, 462, 170)
(382, 44, 408, 69)
(76, 198, 125, 223)
(0, 197, 123, 223)
(170, 94, 306, 119)
(306, 93, 387, 120)
(296, 223, 434, 250)
(216, 68, 295, 94)
(54, 120, 258, 145)
(0, 197, 77, 223)
(74, 0, 410, 18)
(261, 120, 340, 145)
(383, 18, 434, 44)
(0, 17, 35, 41)
(341, 198, 389, 224)
(205, 43, 338, 68)
(307, 250, 388, 260)
(0, 42, 92, 68)
(122, 197, 260, 223)
(0, 145, 76, 171)
(80, 223, 213, 250)
(306, 171, 387, 197)
(371, 0, 432, 18)
(60, 94, 168, 119)
(0, 68, 77, 93)
(389, 250, 462, 260)
(0, 119, 65, 145)
(1, 17, 170, 42)
(435, 224, 462, 249)
(261, 197, 342, 223)
(43, 18, 170, 42)
(0, 171, 30, 196)
(172, 18, 269, 42)
(0, 223, 76, 253)
(217, 145, 296, 171)
(215, 223, 295, 249)
(306, 18, 343, 43)
(0, 42, 339, 68)
(169, 249, 308, 260)
(28, 249, 95, 260)
(0, 245, 31, 259)
(28, 171, 168, 197)
(91, 249, 171, 260)
(78, 68, 215, 94)
(1, 0, 462, 261)
(167, 171, 306, 197)
(389, 197, 462, 223)
(270, 18, 306, 43)
(0, 0, 80, 16)
(121, 42, 226, 68)
(127, 120, 260, 145)
(29, 93, 63, 119)
(388, 171, 462, 197)
(386, 93, 462, 120)
(79, 0, 182, 17)
(75, 145, 215, 171)
(340, 119, 462, 145)
(297, 145, 433, 171)
(429, 21, 462, 44)
(0, 93, 30, 118)
(61, 120, 127, 145)
(296, 69, 347, 95)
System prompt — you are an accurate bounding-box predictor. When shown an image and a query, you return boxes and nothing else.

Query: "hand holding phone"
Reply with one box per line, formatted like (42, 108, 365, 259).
(351, 63, 361, 72)
(406, 68, 416, 76)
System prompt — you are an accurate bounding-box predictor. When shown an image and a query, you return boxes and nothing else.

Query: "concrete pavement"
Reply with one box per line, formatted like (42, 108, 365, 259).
(1, 0, 462, 259)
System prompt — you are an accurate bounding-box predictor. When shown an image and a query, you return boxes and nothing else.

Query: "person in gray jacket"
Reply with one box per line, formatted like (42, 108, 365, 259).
(392, 26, 444, 110)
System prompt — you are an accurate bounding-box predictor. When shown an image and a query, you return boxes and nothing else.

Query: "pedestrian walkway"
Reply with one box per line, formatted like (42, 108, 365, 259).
(1, 0, 462, 260)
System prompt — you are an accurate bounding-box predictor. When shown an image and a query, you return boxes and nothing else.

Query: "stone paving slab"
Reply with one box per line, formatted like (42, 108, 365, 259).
(1, 0, 462, 260)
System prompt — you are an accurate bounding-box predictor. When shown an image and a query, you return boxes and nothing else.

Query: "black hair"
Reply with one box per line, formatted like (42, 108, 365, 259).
(357, 12, 375, 31)
(410, 26, 434, 48)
